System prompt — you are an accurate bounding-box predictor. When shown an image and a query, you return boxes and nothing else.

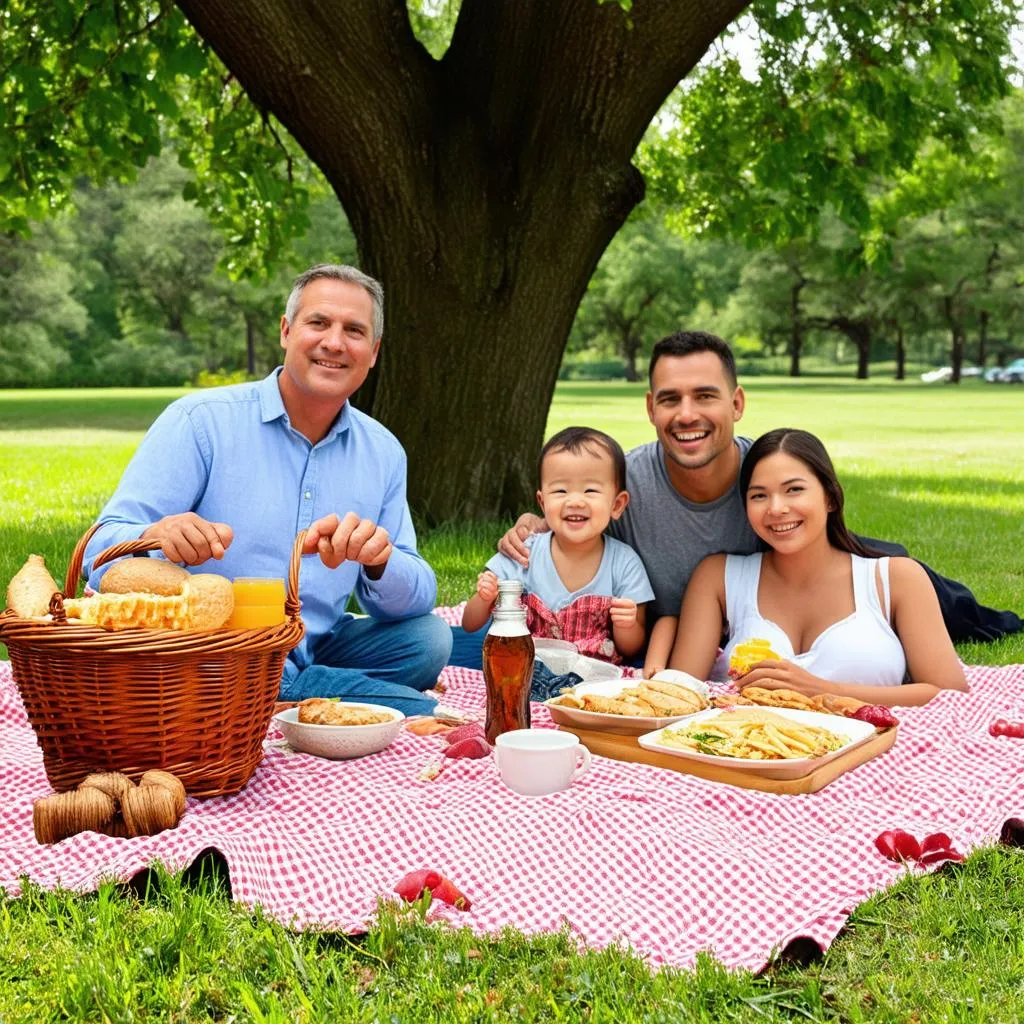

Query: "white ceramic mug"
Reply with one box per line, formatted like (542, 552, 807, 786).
(494, 729, 592, 796)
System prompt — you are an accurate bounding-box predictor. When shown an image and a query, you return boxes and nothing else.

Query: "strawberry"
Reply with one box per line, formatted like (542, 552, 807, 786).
(920, 832, 953, 855)
(874, 829, 922, 862)
(852, 705, 899, 729)
(443, 722, 488, 747)
(444, 736, 491, 759)
(394, 869, 442, 902)
(431, 876, 472, 911)
(393, 870, 471, 911)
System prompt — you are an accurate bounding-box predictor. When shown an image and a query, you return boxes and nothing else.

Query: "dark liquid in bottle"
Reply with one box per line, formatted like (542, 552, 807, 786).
(483, 632, 535, 744)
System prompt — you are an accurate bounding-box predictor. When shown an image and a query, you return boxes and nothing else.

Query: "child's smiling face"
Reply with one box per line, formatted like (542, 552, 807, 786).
(536, 444, 628, 547)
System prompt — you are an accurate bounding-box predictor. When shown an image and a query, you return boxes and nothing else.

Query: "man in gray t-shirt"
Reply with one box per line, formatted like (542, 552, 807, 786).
(607, 436, 755, 622)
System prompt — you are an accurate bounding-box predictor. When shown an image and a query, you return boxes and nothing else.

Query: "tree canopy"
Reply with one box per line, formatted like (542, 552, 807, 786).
(2, 0, 1020, 519)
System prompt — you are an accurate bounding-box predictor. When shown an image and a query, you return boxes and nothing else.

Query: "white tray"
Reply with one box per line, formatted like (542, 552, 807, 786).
(637, 706, 876, 780)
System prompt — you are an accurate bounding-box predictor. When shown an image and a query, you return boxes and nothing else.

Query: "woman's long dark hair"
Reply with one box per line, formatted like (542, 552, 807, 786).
(740, 428, 882, 558)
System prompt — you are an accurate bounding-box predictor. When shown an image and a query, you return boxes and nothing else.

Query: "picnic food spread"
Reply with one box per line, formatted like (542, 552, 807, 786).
(659, 709, 846, 761)
(297, 697, 394, 727)
(33, 769, 187, 844)
(550, 678, 708, 717)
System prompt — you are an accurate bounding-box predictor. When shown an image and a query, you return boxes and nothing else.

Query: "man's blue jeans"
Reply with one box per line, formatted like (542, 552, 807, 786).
(279, 613, 453, 716)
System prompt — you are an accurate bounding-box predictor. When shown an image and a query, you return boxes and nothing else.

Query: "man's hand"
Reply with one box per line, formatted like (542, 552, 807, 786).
(609, 597, 638, 628)
(304, 512, 393, 575)
(476, 570, 499, 605)
(497, 513, 546, 566)
(738, 660, 823, 695)
(141, 513, 233, 565)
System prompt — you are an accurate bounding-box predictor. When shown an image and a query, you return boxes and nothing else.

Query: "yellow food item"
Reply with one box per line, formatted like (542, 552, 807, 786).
(187, 574, 235, 630)
(99, 559, 188, 596)
(6, 554, 60, 618)
(728, 638, 781, 678)
(65, 592, 191, 630)
(297, 698, 393, 726)
(660, 709, 845, 761)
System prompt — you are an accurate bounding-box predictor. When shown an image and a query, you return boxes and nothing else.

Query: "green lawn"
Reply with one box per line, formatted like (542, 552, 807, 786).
(1, 378, 1023, 1021)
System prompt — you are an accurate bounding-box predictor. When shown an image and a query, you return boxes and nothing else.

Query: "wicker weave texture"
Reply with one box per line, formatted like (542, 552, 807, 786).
(0, 526, 306, 798)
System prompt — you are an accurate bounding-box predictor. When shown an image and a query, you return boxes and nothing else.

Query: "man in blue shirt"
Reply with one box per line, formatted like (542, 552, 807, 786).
(85, 264, 452, 714)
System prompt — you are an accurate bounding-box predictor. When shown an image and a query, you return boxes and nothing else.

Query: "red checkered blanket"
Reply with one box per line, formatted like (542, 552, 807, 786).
(1, 640, 1022, 972)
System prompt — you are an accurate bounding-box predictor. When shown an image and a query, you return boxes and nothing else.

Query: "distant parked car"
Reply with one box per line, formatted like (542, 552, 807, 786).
(994, 358, 1024, 383)
(920, 365, 982, 383)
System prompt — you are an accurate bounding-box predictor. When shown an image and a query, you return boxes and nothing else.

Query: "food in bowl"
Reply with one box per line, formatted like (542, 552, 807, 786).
(273, 703, 405, 760)
(297, 697, 394, 726)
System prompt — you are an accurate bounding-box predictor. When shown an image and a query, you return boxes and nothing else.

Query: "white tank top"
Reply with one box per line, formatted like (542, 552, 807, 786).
(722, 552, 907, 686)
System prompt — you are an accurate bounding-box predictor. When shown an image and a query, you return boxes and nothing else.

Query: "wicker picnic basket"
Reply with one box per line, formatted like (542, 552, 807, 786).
(0, 525, 306, 798)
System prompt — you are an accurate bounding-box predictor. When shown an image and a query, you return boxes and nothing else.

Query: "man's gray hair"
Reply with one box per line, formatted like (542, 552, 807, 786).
(285, 264, 384, 340)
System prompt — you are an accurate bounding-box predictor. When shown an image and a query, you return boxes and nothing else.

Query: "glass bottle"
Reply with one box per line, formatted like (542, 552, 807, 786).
(483, 580, 535, 744)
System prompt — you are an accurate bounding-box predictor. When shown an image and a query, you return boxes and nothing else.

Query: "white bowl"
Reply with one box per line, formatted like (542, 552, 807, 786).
(273, 704, 404, 760)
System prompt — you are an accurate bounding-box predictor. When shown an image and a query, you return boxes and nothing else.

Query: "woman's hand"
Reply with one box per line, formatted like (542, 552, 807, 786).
(737, 659, 827, 695)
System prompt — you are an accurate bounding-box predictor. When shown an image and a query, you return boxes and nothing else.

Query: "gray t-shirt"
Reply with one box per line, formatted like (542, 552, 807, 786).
(608, 437, 758, 621)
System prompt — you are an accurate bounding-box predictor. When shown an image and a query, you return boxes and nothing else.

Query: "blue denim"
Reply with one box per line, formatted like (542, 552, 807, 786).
(449, 625, 486, 670)
(279, 613, 453, 716)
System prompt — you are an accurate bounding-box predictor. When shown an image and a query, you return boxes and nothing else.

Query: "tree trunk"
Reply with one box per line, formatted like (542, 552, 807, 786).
(245, 311, 257, 376)
(852, 323, 871, 380)
(895, 324, 905, 381)
(789, 281, 804, 377)
(978, 309, 989, 367)
(944, 295, 965, 384)
(174, 0, 750, 521)
(621, 332, 641, 383)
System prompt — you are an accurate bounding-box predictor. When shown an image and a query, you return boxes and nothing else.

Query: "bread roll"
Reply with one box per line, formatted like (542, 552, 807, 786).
(100, 558, 188, 596)
(811, 693, 867, 717)
(187, 574, 234, 630)
(6, 554, 60, 618)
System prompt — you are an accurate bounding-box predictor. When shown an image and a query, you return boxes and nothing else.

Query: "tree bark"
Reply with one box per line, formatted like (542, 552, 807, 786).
(944, 295, 965, 384)
(895, 323, 905, 381)
(173, 0, 750, 521)
(621, 332, 641, 382)
(245, 311, 257, 376)
(978, 308, 989, 367)
(789, 279, 805, 377)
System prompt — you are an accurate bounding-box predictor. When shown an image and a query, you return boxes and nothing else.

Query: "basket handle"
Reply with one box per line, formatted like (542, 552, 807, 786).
(64, 524, 306, 620)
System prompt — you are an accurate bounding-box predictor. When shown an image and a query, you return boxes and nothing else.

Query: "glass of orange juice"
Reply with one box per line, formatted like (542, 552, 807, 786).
(227, 578, 286, 629)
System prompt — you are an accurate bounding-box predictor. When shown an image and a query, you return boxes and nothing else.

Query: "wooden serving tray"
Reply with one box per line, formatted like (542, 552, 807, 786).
(560, 724, 898, 794)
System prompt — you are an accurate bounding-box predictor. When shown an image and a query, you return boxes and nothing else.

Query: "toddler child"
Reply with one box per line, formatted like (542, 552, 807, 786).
(462, 426, 654, 666)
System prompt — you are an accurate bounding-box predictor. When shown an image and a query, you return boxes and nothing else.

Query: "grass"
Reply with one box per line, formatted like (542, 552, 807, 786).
(1, 376, 1023, 1020)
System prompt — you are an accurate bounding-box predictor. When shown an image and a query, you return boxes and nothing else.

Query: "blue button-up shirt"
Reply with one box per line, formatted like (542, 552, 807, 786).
(85, 369, 438, 681)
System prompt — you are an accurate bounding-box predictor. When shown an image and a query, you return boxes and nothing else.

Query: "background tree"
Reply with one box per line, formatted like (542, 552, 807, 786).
(2, 0, 1019, 517)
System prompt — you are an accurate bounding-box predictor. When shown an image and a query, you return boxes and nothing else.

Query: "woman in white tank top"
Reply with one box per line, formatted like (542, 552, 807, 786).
(666, 429, 968, 707)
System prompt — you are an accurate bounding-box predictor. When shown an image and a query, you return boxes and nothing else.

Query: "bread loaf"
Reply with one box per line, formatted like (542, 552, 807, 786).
(6, 554, 60, 618)
(100, 559, 188, 596)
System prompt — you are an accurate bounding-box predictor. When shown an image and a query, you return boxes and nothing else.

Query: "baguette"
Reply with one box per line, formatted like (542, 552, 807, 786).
(6, 555, 60, 618)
